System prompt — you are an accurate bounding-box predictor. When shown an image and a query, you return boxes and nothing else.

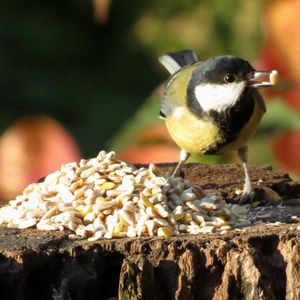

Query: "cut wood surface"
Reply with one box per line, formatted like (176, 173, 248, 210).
(0, 163, 300, 300)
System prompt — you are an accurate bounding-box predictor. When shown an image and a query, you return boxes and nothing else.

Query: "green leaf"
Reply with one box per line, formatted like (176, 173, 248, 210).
(261, 99, 300, 133)
(108, 89, 162, 151)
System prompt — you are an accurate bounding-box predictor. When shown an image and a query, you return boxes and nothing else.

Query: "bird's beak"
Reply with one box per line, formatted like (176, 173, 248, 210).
(248, 70, 278, 88)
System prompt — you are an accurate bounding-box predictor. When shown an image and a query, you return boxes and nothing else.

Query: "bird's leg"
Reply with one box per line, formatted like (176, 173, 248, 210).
(238, 146, 255, 204)
(172, 149, 190, 177)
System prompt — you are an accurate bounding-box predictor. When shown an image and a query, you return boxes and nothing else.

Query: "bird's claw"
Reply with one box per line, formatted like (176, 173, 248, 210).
(239, 190, 255, 205)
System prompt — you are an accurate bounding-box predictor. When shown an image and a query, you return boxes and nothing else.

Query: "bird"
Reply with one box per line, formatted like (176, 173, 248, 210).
(158, 50, 278, 203)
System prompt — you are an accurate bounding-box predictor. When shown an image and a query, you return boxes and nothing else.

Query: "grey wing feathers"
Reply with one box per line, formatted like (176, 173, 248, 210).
(158, 49, 199, 75)
(160, 92, 172, 119)
(159, 50, 199, 118)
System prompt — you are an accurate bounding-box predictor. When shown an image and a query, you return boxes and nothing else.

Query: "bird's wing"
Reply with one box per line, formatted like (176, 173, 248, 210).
(160, 89, 174, 119)
(160, 68, 196, 119)
(158, 50, 199, 75)
(159, 50, 199, 118)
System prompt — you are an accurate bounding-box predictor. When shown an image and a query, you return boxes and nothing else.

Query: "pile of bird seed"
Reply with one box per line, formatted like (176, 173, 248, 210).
(0, 151, 250, 241)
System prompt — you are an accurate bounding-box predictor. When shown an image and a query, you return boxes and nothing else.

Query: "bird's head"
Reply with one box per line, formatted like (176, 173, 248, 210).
(187, 55, 277, 113)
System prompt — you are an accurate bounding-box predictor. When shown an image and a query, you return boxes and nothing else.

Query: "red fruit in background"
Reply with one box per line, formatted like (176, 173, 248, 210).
(271, 130, 300, 176)
(259, 0, 300, 112)
(119, 144, 179, 164)
(0, 116, 80, 201)
(257, 42, 285, 98)
(135, 123, 175, 144)
(118, 123, 179, 163)
(264, 0, 300, 82)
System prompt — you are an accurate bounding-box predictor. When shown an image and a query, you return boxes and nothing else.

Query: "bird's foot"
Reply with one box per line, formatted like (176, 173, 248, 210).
(171, 165, 181, 178)
(239, 189, 255, 205)
(172, 150, 190, 178)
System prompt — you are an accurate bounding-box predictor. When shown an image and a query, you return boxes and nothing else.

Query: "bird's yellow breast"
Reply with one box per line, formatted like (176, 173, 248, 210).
(165, 99, 264, 155)
(165, 107, 224, 154)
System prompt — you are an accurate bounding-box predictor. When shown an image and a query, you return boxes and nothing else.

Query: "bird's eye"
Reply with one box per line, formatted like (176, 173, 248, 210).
(224, 73, 236, 83)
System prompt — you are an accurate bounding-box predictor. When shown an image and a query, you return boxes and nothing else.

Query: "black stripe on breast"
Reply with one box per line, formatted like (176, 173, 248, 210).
(206, 87, 256, 153)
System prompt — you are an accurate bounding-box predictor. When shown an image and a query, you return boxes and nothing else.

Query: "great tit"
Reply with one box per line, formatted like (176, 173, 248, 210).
(159, 50, 278, 203)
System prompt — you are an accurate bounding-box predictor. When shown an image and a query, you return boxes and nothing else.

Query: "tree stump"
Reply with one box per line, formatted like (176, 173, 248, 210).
(0, 163, 300, 300)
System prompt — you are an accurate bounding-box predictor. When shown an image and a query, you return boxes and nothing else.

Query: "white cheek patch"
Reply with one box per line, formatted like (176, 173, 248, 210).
(194, 82, 246, 112)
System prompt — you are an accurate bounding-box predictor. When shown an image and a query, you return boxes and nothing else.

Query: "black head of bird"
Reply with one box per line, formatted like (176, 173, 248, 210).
(159, 50, 278, 203)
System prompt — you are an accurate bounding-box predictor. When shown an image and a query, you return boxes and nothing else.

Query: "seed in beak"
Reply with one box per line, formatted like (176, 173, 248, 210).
(270, 70, 279, 85)
(250, 70, 278, 88)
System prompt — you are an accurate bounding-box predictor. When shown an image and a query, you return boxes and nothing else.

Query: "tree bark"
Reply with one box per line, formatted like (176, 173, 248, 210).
(0, 163, 299, 300)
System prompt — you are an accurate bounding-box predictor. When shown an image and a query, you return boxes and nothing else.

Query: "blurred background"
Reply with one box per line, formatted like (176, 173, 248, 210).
(0, 0, 299, 201)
